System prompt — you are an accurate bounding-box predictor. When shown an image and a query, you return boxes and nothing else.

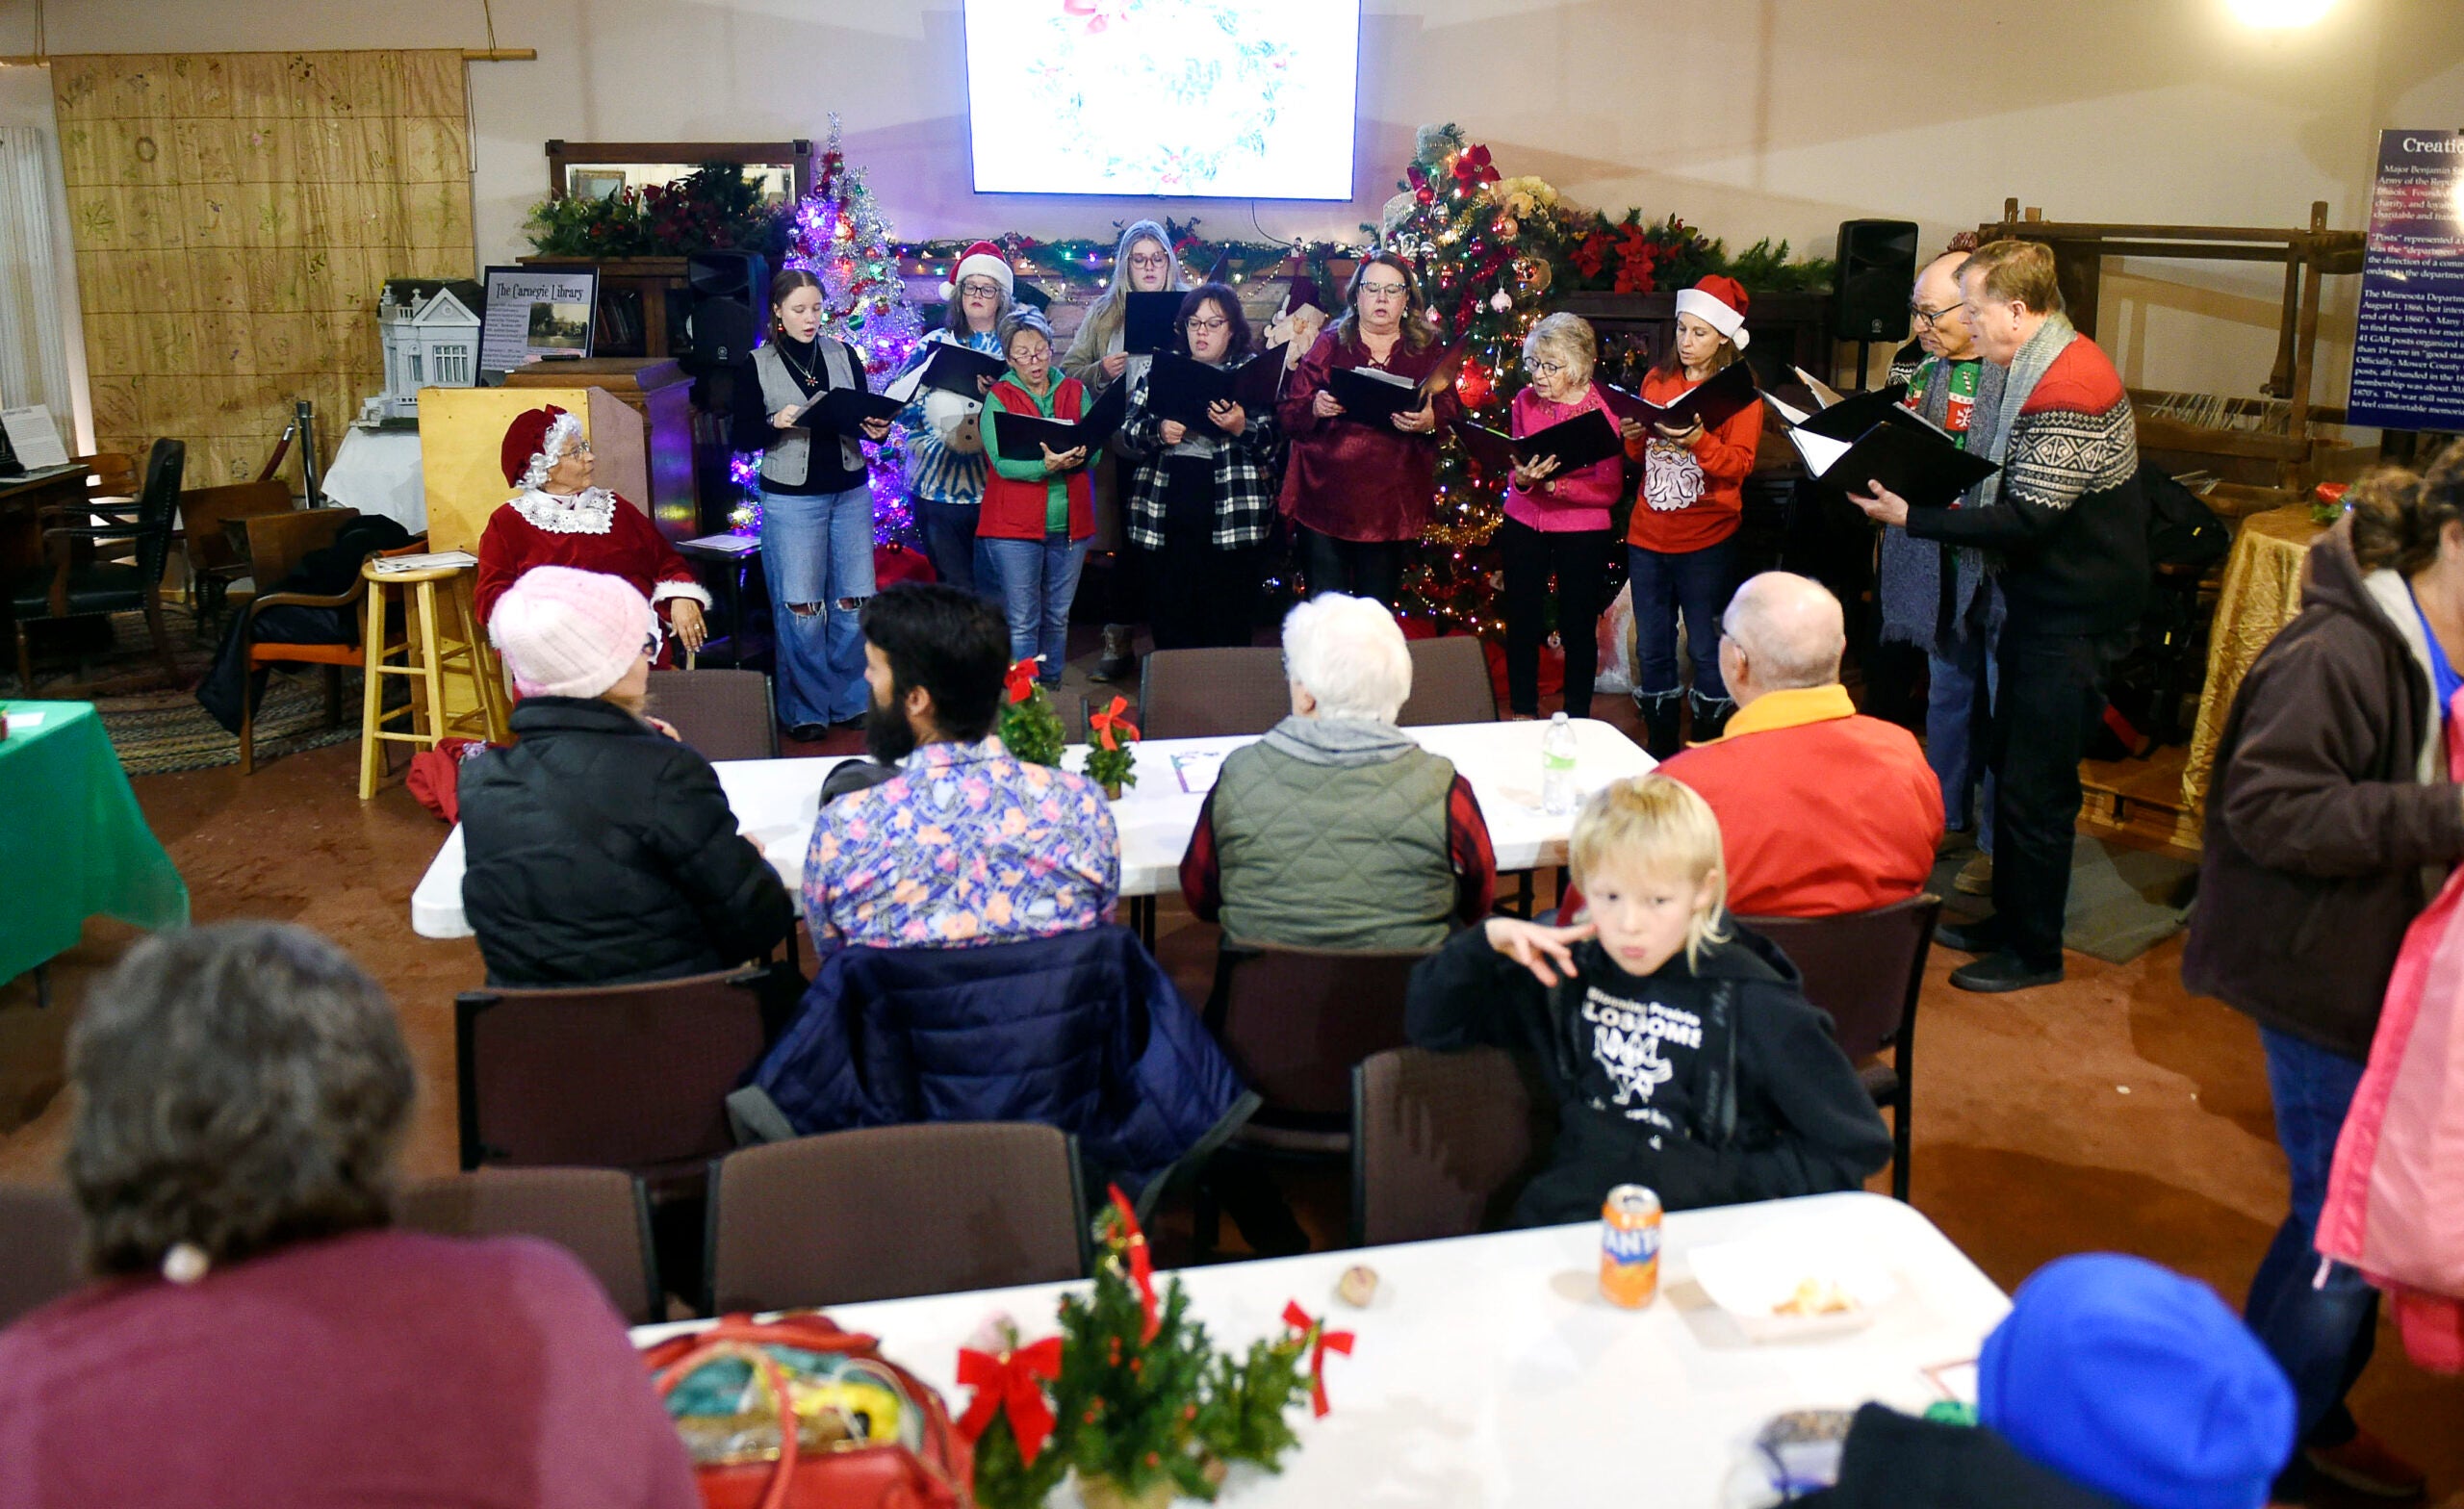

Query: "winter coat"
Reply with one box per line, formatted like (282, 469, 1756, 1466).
(457, 698, 795, 988)
(2182, 524, 2464, 1059)
(751, 925, 1257, 1197)
(1406, 922, 1892, 1225)
(194, 515, 414, 733)
(1797, 1405, 2129, 1509)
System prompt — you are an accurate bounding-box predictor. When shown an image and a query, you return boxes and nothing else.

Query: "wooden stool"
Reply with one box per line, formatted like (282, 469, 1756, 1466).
(359, 562, 511, 800)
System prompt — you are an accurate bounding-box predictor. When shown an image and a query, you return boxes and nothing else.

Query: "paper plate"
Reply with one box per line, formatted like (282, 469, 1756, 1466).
(1687, 1230, 1898, 1343)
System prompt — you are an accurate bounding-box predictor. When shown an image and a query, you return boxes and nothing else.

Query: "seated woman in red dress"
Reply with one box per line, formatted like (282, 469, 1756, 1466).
(475, 404, 709, 664)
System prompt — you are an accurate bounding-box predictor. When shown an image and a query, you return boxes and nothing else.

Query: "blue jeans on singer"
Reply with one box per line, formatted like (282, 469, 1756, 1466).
(1628, 537, 1738, 702)
(1929, 614, 2000, 853)
(2245, 1025, 2377, 1448)
(981, 531, 1088, 686)
(916, 495, 994, 600)
(759, 483, 875, 727)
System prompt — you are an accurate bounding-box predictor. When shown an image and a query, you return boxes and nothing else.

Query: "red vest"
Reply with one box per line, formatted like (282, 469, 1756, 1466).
(979, 377, 1095, 542)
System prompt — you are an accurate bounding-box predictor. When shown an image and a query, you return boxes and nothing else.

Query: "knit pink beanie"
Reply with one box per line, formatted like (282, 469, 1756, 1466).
(488, 565, 655, 699)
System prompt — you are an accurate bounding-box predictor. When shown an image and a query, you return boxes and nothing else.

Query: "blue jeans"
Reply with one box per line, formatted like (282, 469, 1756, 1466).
(1628, 537, 1737, 703)
(1929, 623, 1999, 852)
(981, 532, 1089, 685)
(2246, 1026, 2377, 1447)
(916, 495, 992, 600)
(758, 484, 876, 727)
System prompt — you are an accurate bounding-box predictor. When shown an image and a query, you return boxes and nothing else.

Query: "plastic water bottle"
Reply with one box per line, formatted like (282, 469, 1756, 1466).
(1541, 711, 1578, 815)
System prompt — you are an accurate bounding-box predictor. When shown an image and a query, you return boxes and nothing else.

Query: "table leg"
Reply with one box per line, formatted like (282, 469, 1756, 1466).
(1131, 894, 1156, 951)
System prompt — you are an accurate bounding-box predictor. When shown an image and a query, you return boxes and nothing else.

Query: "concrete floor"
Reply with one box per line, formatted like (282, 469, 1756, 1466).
(4, 668, 2458, 1502)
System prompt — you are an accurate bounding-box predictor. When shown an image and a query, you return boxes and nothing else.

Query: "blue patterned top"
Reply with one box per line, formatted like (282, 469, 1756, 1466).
(803, 735, 1120, 947)
(893, 329, 1007, 506)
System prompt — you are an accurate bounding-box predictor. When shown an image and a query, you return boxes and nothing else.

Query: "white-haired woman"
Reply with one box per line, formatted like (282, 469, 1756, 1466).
(1177, 592, 1496, 950)
(1501, 312, 1624, 720)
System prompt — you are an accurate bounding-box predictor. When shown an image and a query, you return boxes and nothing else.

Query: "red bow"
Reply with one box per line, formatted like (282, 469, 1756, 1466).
(1108, 1185, 1160, 1342)
(1090, 696, 1139, 752)
(1004, 657, 1041, 704)
(1281, 1301, 1354, 1418)
(954, 1337, 1064, 1466)
(1450, 144, 1499, 192)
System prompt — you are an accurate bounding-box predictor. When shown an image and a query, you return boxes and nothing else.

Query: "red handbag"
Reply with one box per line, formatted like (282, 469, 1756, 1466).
(642, 1313, 973, 1509)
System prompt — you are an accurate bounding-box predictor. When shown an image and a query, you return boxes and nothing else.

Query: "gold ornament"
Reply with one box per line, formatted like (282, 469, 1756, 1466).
(1514, 257, 1552, 295)
(1494, 216, 1519, 240)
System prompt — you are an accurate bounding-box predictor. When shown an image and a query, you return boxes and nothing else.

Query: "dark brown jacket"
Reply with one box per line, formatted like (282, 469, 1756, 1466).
(2182, 524, 2464, 1059)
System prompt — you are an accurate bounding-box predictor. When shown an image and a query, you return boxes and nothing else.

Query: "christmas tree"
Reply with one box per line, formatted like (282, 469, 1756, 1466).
(730, 115, 929, 540)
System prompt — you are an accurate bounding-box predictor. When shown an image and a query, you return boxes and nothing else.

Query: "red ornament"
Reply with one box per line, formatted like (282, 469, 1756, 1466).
(955, 1337, 1065, 1467)
(1450, 143, 1500, 193)
(1280, 1301, 1356, 1418)
(1453, 357, 1493, 410)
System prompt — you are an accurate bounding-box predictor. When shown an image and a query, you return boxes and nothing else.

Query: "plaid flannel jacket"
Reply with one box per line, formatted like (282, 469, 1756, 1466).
(1119, 362, 1282, 550)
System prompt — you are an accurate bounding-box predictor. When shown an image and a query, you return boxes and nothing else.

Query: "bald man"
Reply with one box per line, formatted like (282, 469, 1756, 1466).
(1654, 573, 1944, 917)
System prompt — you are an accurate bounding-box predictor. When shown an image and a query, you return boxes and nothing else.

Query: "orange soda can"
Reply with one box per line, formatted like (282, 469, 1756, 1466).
(1600, 1184, 1663, 1308)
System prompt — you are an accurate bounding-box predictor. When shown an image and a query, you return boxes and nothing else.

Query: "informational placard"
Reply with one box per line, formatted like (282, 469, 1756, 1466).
(2348, 130, 2464, 434)
(0, 405, 71, 471)
(478, 265, 598, 373)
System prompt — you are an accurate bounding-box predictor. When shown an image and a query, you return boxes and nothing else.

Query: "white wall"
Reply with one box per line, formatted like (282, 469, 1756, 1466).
(5, 0, 2461, 407)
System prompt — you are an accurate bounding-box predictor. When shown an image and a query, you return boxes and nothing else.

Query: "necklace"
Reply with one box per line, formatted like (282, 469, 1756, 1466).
(778, 334, 822, 391)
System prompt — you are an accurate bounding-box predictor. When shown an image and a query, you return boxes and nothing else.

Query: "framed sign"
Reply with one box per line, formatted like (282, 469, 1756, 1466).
(479, 265, 600, 372)
(2348, 130, 2464, 434)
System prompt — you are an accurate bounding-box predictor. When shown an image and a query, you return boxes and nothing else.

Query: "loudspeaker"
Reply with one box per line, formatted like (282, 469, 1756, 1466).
(1833, 219, 1919, 342)
(680, 252, 768, 369)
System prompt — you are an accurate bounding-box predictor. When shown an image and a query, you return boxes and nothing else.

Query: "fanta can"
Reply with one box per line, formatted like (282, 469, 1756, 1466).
(1600, 1184, 1662, 1308)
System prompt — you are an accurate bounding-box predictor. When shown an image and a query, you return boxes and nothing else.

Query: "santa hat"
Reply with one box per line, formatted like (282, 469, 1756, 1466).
(488, 565, 656, 700)
(939, 240, 1015, 303)
(1675, 275, 1752, 351)
(500, 404, 585, 490)
(1281, 273, 1325, 319)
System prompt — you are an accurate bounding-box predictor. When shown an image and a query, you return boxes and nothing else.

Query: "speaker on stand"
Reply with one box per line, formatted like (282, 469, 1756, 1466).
(678, 252, 768, 537)
(1832, 219, 1918, 392)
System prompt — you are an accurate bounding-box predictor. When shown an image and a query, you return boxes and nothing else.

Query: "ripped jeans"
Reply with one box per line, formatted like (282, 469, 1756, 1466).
(758, 483, 876, 727)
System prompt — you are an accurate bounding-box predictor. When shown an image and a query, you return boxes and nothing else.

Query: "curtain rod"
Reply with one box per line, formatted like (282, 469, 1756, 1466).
(0, 48, 536, 64)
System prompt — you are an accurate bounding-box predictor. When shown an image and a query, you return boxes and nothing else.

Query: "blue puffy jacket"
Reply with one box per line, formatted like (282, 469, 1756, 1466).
(752, 927, 1256, 1197)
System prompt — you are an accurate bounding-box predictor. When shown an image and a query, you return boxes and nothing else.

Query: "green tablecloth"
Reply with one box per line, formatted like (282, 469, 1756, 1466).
(0, 701, 189, 982)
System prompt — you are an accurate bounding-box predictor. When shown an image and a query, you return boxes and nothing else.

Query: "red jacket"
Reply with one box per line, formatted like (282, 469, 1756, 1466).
(980, 376, 1095, 542)
(1624, 366, 1762, 554)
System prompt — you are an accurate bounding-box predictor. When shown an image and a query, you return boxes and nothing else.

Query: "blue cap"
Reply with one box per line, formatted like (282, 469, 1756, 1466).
(1980, 1253, 2295, 1509)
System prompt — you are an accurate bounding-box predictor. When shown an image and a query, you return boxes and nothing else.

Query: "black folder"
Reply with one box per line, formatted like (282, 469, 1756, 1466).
(1453, 408, 1625, 475)
(1326, 365, 1428, 424)
(809, 385, 906, 436)
(1601, 359, 1760, 433)
(900, 341, 1010, 400)
(1123, 292, 1182, 356)
(986, 379, 1131, 463)
(1146, 351, 1284, 430)
(1787, 405, 1998, 509)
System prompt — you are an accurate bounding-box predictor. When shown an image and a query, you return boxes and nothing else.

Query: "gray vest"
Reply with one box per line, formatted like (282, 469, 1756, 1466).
(1213, 741, 1459, 951)
(752, 337, 865, 486)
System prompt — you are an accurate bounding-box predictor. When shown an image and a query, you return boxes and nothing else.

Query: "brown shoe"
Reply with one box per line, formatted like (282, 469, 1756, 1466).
(1954, 852, 1993, 897)
(2303, 1429, 2426, 1498)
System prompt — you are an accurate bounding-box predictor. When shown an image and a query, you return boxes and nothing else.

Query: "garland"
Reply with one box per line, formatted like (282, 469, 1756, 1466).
(522, 162, 792, 260)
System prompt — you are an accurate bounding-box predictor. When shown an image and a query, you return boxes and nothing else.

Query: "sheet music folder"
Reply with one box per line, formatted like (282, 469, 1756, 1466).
(985, 379, 1130, 462)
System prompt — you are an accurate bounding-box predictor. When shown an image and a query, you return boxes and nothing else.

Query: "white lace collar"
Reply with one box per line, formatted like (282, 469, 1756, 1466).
(511, 486, 617, 535)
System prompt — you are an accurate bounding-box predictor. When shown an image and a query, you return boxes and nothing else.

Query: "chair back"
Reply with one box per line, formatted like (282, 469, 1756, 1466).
(646, 668, 778, 760)
(179, 480, 294, 577)
(706, 1123, 1084, 1314)
(75, 450, 138, 501)
(0, 1182, 84, 1327)
(1207, 941, 1428, 1119)
(237, 506, 364, 595)
(1397, 635, 1498, 726)
(398, 1168, 662, 1323)
(1351, 1046, 1556, 1247)
(1138, 647, 1290, 739)
(130, 438, 185, 587)
(455, 968, 770, 1183)
(1735, 894, 1941, 1062)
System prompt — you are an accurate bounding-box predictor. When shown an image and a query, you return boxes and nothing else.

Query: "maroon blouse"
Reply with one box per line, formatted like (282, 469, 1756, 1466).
(1276, 330, 1463, 544)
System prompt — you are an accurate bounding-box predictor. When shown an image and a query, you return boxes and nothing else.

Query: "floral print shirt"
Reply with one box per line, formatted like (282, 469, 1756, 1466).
(802, 735, 1119, 948)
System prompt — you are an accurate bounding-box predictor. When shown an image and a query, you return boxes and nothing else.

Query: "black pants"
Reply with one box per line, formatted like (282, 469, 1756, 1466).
(1140, 457, 1262, 650)
(1498, 517, 1609, 718)
(1990, 626, 2128, 966)
(1300, 526, 1404, 607)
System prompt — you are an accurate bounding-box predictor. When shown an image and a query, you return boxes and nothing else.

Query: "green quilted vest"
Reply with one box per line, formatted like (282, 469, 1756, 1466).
(1212, 740, 1458, 951)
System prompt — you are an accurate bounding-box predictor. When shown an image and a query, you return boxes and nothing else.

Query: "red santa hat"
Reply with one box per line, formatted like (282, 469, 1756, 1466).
(500, 404, 586, 490)
(1675, 275, 1752, 351)
(1281, 272, 1325, 319)
(938, 240, 1015, 303)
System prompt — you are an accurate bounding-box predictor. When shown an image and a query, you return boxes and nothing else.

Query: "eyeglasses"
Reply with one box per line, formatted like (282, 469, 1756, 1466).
(1185, 316, 1229, 334)
(1127, 252, 1172, 269)
(958, 279, 1004, 297)
(1358, 281, 1409, 298)
(642, 630, 662, 659)
(1527, 358, 1568, 377)
(1910, 303, 1963, 328)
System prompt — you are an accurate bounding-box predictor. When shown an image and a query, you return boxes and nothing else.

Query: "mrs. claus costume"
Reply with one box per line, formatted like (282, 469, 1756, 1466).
(474, 405, 709, 667)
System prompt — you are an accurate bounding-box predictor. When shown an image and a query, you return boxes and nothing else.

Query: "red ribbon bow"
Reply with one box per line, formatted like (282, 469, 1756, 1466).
(1108, 1185, 1160, 1342)
(1281, 1301, 1354, 1418)
(1090, 696, 1140, 752)
(1450, 143, 1499, 192)
(954, 1336, 1065, 1466)
(1004, 657, 1041, 704)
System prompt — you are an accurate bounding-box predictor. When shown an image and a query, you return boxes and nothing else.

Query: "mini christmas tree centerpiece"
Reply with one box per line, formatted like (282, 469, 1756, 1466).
(1086, 696, 1141, 800)
(998, 657, 1065, 769)
(955, 1323, 1070, 1509)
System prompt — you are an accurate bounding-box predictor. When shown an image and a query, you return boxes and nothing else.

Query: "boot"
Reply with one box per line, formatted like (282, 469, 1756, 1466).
(1089, 623, 1136, 683)
(1689, 691, 1738, 743)
(1636, 690, 1683, 759)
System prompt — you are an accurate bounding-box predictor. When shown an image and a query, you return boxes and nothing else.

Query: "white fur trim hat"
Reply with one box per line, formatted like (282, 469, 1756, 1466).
(939, 240, 1015, 303)
(488, 565, 656, 700)
(1674, 275, 1752, 351)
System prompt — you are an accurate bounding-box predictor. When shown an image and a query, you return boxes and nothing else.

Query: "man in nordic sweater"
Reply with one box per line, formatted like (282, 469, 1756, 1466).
(1850, 240, 2146, 991)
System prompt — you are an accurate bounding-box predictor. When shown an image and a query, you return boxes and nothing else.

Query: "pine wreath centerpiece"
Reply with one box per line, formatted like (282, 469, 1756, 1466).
(1085, 696, 1140, 800)
(998, 657, 1066, 769)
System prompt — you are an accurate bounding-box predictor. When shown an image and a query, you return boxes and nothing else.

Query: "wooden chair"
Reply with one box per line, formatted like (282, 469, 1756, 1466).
(398, 1168, 663, 1323)
(177, 480, 294, 639)
(1397, 635, 1499, 726)
(0, 1182, 83, 1328)
(705, 1123, 1085, 1314)
(1350, 1046, 1556, 1248)
(234, 516, 395, 776)
(646, 667, 778, 761)
(72, 450, 137, 505)
(9, 438, 184, 691)
(1736, 894, 1941, 1202)
(1137, 647, 1290, 739)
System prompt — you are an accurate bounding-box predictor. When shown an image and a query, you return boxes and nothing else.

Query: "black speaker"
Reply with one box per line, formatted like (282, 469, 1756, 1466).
(680, 251, 767, 369)
(1833, 219, 1919, 342)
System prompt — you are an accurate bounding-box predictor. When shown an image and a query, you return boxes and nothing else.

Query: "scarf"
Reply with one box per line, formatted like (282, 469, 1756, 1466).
(1259, 714, 1420, 767)
(1968, 311, 2078, 515)
(511, 485, 617, 534)
(1878, 356, 1997, 652)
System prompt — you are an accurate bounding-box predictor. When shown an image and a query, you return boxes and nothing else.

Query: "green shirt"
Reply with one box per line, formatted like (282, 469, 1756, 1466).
(982, 374, 1103, 534)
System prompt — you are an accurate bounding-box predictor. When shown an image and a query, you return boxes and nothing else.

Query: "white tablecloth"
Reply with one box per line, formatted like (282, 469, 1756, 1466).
(409, 718, 1654, 940)
(632, 1191, 2010, 1508)
(321, 425, 426, 532)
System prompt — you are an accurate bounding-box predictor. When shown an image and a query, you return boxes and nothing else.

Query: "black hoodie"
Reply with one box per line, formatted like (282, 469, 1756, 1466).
(1798, 1405, 2129, 1509)
(1406, 921, 1893, 1225)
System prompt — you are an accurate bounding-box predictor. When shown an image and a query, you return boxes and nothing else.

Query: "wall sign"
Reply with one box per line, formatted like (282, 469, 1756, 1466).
(2348, 130, 2464, 434)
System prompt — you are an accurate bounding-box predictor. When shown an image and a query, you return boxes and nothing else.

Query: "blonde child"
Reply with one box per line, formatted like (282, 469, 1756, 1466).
(1405, 775, 1889, 1224)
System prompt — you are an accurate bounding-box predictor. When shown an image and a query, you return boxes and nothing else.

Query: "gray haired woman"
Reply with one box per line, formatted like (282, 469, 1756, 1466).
(0, 924, 698, 1509)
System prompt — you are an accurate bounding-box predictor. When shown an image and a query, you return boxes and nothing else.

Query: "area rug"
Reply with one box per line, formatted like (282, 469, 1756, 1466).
(1934, 834, 2198, 965)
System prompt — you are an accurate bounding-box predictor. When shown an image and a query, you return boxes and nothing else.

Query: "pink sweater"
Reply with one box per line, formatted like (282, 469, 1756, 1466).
(1502, 385, 1625, 533)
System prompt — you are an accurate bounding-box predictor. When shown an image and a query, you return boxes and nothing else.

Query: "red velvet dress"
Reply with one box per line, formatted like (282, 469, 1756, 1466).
(1275, 330, 1462, 544)
(474, 489, 709, 667)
